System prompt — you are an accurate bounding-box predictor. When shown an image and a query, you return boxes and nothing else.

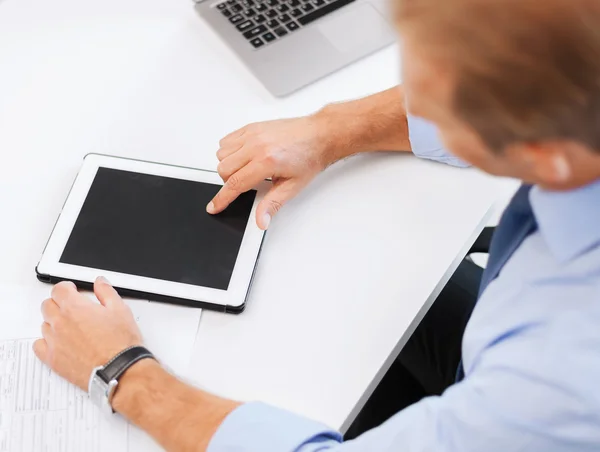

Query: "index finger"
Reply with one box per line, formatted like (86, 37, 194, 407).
(50, 281, 79, 308)
(207, 162, 267, 214)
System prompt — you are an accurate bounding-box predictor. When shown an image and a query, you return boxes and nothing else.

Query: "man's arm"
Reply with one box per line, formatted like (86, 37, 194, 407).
(106, 332, 576, 452)
(111, 359, 237, 452)
(34, 280, 589, 452)
(315, 86, 467, 165)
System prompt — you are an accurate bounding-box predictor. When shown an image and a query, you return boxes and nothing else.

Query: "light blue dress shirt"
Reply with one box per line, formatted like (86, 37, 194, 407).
(208, 116, 600, 452)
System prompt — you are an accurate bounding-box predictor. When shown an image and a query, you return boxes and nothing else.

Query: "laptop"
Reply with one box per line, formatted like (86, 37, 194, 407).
(194, 0, 396, 96)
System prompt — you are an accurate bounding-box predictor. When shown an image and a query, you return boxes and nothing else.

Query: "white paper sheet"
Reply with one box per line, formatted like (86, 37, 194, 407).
(0, 283, 202, 452)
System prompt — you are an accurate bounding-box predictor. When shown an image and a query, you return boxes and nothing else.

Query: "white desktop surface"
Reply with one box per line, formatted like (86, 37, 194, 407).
(0, 0, 513, 436)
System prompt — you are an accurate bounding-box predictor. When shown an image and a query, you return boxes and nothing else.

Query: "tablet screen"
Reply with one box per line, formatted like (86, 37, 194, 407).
(59, 167, 256, 291)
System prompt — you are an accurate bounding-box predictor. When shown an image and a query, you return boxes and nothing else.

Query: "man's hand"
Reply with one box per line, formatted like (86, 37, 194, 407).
(33, 278, 143, 391)
(208, 115, 333, 230)
(33, 279, 238, 452)
(207, 86, 411, 229)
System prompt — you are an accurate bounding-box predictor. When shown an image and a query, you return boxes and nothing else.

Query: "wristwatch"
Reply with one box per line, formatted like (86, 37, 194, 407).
(88, 345, 156, 415)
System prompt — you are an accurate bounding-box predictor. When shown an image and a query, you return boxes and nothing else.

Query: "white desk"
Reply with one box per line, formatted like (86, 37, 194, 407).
(0, 0, 514, 436)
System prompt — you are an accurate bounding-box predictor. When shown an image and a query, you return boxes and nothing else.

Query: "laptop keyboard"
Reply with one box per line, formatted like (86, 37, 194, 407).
(216, 0, 356, 49)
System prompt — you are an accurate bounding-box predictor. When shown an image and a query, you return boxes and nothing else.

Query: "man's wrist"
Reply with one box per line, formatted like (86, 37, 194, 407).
(311, 86, 412, 166)
(110, 357, 161, 414)
(312, 101, 382, 165)
(311, 104, 360, 166)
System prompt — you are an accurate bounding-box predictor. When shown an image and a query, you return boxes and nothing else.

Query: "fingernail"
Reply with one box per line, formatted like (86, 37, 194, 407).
(206, 202, 215, 214)
(261, 213, 271, 230)
(97, 276, 110, 285)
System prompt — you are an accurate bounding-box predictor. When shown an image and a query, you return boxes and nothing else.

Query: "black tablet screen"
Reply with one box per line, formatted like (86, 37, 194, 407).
(60, 167, 256, 290)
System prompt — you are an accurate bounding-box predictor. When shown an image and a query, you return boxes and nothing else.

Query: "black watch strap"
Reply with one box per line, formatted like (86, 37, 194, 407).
(97, 346, 155, 384)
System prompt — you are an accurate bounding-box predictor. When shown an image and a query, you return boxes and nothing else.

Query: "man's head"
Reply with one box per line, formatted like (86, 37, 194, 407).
(397, 0, 600, 190)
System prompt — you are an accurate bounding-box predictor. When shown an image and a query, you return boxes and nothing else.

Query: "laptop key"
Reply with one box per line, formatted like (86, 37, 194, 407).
(250, 37, 264, 48)
(217, 2, 228, 9)
(286, 21, 300, 31)
(276, 3, 289, 11)
(263, 31, 277, 42)
(266, 0, 279, 6)
(289, 0, 301, 5)
(298, 0, 354, 25)
(242, 0, 254, 6)
(301, 3, 314, 12)
(279, 13, 292, 22)
(266, 19, 280, 27)
(237, 20, 256, 31)
(312, 0, 325, 5)
(231, 4, 244, 12)
(244, 8, 256, 16)
(291, 8, 302, 16)
(255, 13, 267, 22)
(222, 9, 232, 16)
(256, 3, 268, 11)
(266, 9, 278, 17)
(274, 26, 288, 36)
(229, 13, 245, 23)
(243, 24, 268, 39)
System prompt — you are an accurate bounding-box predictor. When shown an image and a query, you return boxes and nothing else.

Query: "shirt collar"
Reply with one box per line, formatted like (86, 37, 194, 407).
(530, 178, 600, 263)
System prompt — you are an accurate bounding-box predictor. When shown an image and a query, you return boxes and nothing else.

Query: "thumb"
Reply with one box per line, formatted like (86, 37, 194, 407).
(94, 277, 123, 309)
(256, 180, 297, 230)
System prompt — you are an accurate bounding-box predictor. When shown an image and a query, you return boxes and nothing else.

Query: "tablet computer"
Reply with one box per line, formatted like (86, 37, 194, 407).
(36, 154, 269, 313)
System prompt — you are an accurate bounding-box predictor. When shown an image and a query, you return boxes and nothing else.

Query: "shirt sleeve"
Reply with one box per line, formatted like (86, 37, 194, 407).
(207, 402, 342, 452)
(407, 115, 469, 168)
(208, 320, 597, 452)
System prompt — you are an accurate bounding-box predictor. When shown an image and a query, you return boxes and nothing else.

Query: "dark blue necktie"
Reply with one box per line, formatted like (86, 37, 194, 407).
(455, 184, 537, 382)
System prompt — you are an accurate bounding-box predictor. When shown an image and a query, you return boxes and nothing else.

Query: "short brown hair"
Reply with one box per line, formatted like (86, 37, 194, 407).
(396, 0, 600, 153)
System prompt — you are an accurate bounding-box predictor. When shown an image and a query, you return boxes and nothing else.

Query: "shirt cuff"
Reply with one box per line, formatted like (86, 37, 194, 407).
(208, 402, 343, 452)
(407, 115, 470, 168)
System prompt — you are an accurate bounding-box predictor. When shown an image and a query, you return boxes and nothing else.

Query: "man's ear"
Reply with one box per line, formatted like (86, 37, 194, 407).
(519, 142, 573, 187)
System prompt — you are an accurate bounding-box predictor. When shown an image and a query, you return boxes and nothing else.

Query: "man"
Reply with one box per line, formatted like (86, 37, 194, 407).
(34, 0, 600, 451)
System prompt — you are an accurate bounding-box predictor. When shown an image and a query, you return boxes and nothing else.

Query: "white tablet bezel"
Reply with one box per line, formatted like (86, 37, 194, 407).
(37, 154, 268, 309)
